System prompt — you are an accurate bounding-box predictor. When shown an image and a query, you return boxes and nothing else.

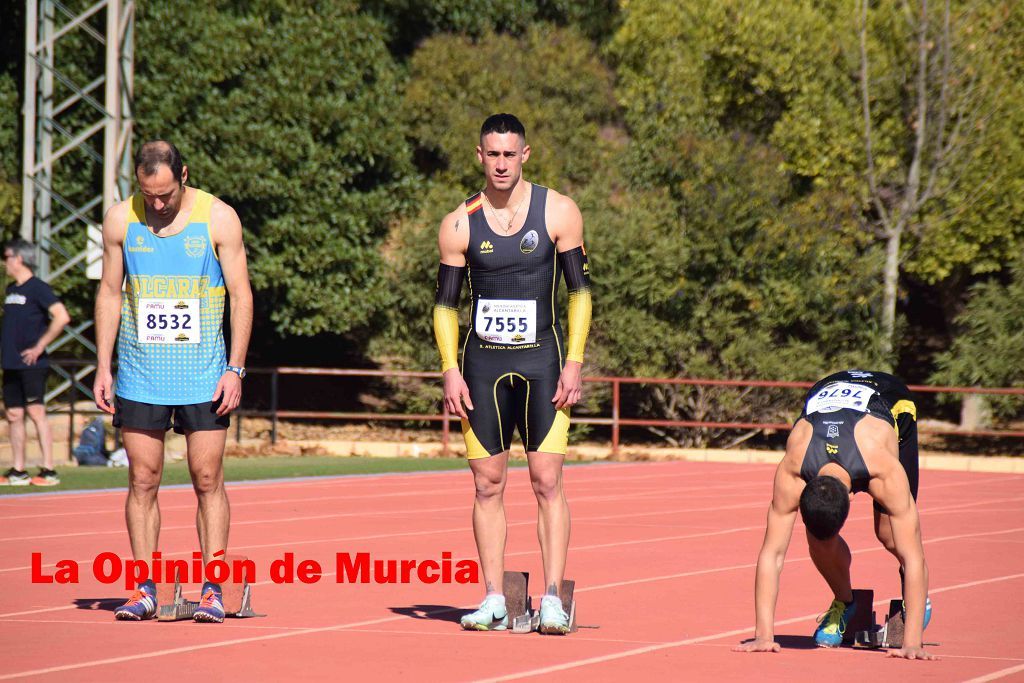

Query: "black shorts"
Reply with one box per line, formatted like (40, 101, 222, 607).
(2, 368, 48, 407)
(460, 337, 568, 458)
(113, 396, 229, 434)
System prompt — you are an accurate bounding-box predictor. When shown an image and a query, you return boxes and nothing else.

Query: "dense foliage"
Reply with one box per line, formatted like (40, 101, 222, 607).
(2, 1, 1022, 441)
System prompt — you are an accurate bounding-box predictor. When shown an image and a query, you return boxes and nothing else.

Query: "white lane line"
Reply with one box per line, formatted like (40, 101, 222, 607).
(477, 572, 1024, 682)
(5, 570, 1024, 681)
(963, 663, 1024, 682)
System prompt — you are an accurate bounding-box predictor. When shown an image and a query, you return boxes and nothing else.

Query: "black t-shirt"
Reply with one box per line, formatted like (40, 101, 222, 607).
(2, 277, 60, 370)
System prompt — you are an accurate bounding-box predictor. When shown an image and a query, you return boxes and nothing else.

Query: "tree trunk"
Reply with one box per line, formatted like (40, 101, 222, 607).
(881, 225, 902, 360)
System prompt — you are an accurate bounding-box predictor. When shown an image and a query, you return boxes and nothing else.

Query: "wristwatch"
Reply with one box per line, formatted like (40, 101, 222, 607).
(226, 365, 247, 379)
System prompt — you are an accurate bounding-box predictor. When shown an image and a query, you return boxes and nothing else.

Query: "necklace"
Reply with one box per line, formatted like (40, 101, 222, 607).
(483, 187, 528, 233)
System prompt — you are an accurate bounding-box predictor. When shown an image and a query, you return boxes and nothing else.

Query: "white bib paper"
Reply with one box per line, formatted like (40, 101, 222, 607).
(137, 298, 201, 344)
(475, 299, 536, 345)
(805, 382, 876, 415)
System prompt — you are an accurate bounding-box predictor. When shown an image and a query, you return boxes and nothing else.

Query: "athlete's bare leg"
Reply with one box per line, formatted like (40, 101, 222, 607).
(874, 509, 899, 556)
(468, 452, 509, 595)
(123, 428, 166, 560)
(806, 529, 854, 603)
(528, 451, 569, 596)
(185, 429, 230, 564)
(26, 403, 54, 470)
(6, 407, 26, 471)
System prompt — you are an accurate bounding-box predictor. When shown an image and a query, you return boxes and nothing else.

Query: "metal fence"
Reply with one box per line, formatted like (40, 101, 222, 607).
(39, 362, 1024, 460)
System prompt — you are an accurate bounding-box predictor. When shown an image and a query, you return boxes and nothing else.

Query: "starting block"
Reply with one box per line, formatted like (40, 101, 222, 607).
(854, 599, 905, 649)
(156, 556, 263, 622)
(504, 570, 577, 635)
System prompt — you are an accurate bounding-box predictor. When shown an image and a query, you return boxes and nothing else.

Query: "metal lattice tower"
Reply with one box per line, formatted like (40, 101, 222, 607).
(20, 0, 134, 401)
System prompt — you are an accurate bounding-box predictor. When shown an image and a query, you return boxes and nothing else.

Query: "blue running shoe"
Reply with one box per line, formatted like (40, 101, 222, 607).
(460, 595, 508, 631)
(902, 597, 933, 630)
(813, 598, 855, 647)
(538, 595, 570, 635)
(193, 583, 225, 623)
(114, 583, 157, 621)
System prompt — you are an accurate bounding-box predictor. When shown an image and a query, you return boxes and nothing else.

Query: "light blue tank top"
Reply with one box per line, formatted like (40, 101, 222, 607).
(116, 190, 227, 405)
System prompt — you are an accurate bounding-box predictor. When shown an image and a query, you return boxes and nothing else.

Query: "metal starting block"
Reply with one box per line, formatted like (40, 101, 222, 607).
(504, 570, 577, 635)
(156, 556, 263, 622)
(854, 599, 904, 649)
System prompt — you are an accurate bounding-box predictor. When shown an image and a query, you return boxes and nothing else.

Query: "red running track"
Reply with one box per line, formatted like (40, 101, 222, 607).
(0, 460, 1023, 682)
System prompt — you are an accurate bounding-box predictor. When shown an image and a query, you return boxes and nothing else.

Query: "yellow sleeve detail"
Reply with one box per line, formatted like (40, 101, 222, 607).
(565, 288, 591, 364)
(433, 305, 461, 373)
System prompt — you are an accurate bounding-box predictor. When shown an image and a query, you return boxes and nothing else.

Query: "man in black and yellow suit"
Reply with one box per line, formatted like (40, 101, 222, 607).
(433, 114, 592, 635)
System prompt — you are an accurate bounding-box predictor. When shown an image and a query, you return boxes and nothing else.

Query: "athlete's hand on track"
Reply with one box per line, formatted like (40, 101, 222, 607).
(887, 646, 937, 660)
(93, 367, 116, 414)
(552, 360, 583, 410)
(442, 368, 474, 419)
(732, 638, 781, 653)
(213, 372, 242, 416)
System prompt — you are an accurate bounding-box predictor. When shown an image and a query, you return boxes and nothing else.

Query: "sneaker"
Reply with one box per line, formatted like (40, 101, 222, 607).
(114, 583, 157, 621)
(538, 595, 570, 635)
(30, 468, 60, 486)
(0, 468, 30, 486)
(813, 598, 855, 647)
(460, 594, 508, 631)
(193, 583, 225, 623)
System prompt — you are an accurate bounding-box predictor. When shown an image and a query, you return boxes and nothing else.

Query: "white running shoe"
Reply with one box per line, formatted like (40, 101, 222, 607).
(538, 595, 570, 635)
(460, 594, 508, 631)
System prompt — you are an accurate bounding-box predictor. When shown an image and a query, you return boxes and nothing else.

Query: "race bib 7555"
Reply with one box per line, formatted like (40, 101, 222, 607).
(475, 299, 536, 345)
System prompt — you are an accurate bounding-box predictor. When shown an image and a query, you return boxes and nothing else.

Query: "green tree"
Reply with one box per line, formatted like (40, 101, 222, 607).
(402, 24, 617, 191)
(362, 0, 619, 55)
(931, 261, 1024, 421)
(134, 0, 414, 342)
(0, 73, 20, 234)
(584, 138, 882, 446)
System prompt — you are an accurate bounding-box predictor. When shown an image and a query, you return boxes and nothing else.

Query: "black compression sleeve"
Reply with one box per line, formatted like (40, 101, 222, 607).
(435, 263, 466, 308)
(558, 247, 591, 292)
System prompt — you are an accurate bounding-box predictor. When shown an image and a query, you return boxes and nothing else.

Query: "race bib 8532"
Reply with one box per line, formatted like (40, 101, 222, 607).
(136, 298, 201, 344)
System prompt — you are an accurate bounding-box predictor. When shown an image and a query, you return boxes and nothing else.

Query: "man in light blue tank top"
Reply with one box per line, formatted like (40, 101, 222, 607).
(94, 141, 253, 623)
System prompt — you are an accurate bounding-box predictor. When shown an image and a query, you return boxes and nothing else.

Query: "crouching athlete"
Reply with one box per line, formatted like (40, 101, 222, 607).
(735, 370, 935, 660)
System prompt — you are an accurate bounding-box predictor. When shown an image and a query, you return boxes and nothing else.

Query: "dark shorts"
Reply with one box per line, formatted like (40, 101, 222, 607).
(113, 396, 229, 434)
(2, 368, 49, 408)
(460, 338, 568, 458)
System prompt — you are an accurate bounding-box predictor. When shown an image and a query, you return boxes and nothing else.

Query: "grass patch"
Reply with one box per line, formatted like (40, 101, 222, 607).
(0, 456, 488, 495)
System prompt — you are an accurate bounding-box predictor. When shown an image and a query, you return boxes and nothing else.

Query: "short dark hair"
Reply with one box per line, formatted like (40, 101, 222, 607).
(3, 238, 37, 270)
(800, 475, 850, 540)
(135, 140, 184, 183)
(480, 113, 526, 141)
